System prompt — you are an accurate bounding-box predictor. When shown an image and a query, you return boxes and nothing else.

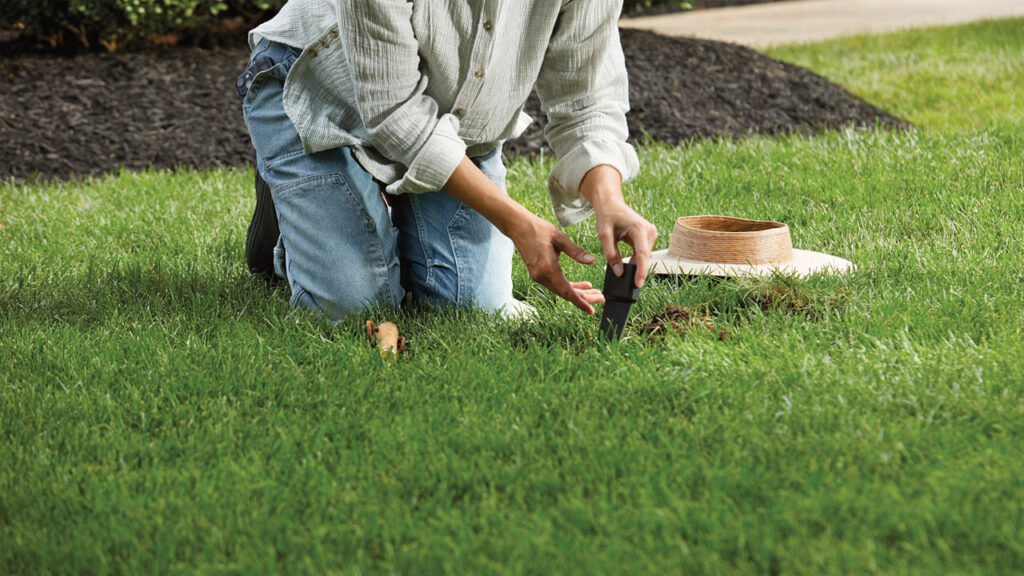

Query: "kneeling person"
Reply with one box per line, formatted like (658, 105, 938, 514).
(238, 0, 657, 321)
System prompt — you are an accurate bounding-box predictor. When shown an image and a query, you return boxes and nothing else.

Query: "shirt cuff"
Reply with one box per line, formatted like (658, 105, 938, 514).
(384, 113, 467, 195)
(547, 138, 640, 227)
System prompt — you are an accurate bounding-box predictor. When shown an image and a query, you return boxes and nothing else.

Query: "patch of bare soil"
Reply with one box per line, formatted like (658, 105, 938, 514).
(640, 304, 727, 340)
(639, 277, 850, 338)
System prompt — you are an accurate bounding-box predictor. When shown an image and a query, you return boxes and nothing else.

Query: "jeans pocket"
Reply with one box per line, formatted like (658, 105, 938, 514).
(238, 42, 300, 104)
(240, 44, 304, 176)
(273, 171, 402, 318)
(242, 62, 286, 112)
(249, 39, 273, 64)
(273, 172, 377, 235)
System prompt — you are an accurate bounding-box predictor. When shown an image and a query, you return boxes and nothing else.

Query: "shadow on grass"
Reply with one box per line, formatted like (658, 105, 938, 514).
(0, 260, 289, 328)
(3, 257, 851, 359)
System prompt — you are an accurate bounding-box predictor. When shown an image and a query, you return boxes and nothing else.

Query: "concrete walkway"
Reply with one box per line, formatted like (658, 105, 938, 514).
(619, 0, 1024, 47)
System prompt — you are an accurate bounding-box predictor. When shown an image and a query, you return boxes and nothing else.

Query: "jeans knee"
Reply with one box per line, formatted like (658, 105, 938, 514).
(454, 215, 515, 312)
(396, 192, 514, 313)
(290, 270, 403, 323)
(461, 263, 514, 312)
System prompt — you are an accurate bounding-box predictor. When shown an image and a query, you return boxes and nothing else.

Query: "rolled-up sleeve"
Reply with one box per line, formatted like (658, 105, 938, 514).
(536, 0, 639, 227)
(335, 0, 466, 195)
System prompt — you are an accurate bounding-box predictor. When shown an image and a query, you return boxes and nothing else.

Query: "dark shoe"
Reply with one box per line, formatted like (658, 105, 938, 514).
(246, 169, 282, 284)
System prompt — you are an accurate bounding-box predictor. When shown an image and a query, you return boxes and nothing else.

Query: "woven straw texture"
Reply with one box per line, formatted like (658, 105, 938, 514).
(668, 215, 794, 265)
(650, 215, 853, 278)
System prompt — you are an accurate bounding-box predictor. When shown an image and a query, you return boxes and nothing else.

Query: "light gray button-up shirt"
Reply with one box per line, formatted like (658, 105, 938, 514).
(250, 0, 638, 227)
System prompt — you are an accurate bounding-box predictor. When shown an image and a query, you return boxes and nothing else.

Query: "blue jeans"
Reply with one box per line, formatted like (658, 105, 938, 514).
(240, 40, 515, 321)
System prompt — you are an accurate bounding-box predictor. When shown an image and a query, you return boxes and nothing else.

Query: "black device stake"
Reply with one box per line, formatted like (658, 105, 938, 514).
(599, 263, 641, 341)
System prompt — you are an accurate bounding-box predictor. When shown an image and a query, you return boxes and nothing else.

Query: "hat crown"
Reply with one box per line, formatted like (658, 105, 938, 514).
(667, 215, 794, 265)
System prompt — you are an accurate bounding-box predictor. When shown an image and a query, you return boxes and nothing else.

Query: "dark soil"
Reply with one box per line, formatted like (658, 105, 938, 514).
(0, 29, 908, 181)
(639, 304, 726, 340)
(0, 47, 250, 180)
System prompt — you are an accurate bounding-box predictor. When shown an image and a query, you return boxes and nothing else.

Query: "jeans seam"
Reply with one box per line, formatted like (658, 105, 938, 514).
(446, 204, 467, 306)
(409, 194, 435, 291)
(335, 170, 396, 306)
(271, 172, 333, 199)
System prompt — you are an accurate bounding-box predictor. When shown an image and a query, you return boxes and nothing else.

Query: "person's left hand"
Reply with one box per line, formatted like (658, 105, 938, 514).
(580, 165, 659, 288)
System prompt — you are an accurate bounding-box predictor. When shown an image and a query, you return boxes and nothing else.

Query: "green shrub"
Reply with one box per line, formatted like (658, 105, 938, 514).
(0, 0, 285, 51)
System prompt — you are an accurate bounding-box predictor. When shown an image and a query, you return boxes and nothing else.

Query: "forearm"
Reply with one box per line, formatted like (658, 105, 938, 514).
(579, 163, 658, 285)
(443, 156, 533, 237)
(580, 164, 625, 209)
(443, 156, 603, 313)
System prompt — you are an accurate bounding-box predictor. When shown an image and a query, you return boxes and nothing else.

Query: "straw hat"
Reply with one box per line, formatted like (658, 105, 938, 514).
(650, 215, 852, 278)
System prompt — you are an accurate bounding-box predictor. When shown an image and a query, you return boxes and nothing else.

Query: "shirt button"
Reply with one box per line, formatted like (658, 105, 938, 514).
(474, 69, 484, 78)
(454, 108, 466, 116)
(483, 21, 493, 31)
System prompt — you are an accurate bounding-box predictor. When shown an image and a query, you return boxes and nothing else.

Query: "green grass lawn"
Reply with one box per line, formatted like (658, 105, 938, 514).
(767, 18, 1024, 132)
(2, 19, 1024, 576)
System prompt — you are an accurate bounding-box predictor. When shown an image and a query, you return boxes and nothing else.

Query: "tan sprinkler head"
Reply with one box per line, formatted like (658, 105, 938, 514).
(366, 320, 407, 358)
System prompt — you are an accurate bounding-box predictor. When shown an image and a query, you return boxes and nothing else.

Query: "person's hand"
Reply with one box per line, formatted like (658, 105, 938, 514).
(581, 165, 659, 288)
(593, 199, 659, 287)
(507, 213, 606, 314)
(441, 155, 605, 314)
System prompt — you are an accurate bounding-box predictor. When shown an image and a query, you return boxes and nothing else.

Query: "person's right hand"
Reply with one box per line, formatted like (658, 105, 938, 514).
(441, 156, 605, 313)
(508, 213, 606, 314)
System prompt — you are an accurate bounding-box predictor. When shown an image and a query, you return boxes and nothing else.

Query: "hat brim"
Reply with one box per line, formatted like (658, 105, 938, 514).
(650, 248, 853, 278)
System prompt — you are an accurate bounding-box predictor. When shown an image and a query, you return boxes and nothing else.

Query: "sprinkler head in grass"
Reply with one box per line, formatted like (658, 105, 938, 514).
(367, 320, 407, 359)
(600, 263, 641, 341)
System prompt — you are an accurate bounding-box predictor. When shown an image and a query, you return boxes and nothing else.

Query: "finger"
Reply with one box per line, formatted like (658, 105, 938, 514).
(532, 258, 595, 315)
(554, 233, 596, 266)
(598, 227, 623, 277)
(565, 286, 595, 315)
(549, 272, 595, 315)
(569, 281, 603, 304)
(628, 224, 658, 288)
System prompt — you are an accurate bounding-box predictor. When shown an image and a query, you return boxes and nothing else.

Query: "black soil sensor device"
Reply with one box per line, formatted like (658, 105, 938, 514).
(599, 263, 641, 341)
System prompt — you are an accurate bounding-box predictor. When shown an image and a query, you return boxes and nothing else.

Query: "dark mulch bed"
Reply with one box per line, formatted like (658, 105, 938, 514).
(508, 29, 907, 157)
(1, 47, 248, 180)
(0, 29, 907, 182)
(626, 0, 789, 18)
